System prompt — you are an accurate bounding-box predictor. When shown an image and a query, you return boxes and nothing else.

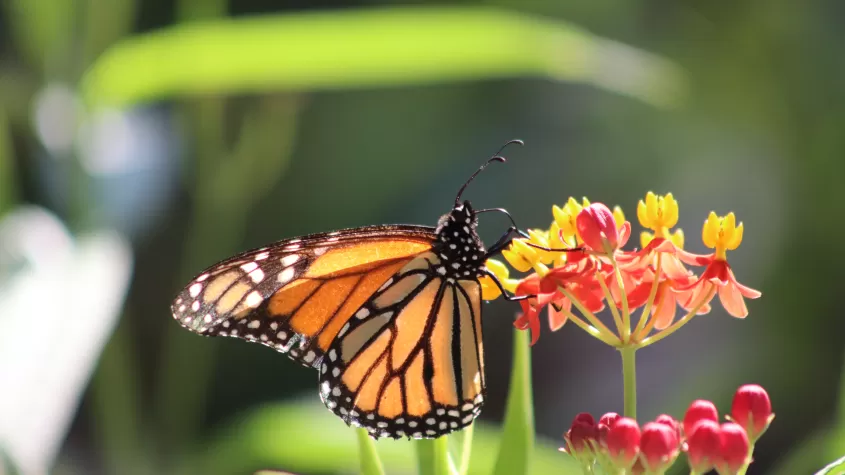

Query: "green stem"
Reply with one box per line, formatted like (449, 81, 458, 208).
(356, 428, 386, 475)
(416, 437, 454, 475)
(620, 346, 637, 419)
(457, 423, 474, 475)
(633, 254, 662, 339)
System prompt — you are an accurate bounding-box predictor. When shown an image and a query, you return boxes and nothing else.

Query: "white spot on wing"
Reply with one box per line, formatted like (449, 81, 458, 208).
(281, 254, 300, 267)
(245, 291, 262, 308)
(240, 262, 258, 273)
(255, 252, 269, 261)
(189, 283, 202, 298)
(278, 267, 295, 284)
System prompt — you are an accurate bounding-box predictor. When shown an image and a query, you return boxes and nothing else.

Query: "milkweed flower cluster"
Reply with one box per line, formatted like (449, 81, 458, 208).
(480, 192, 762, 347)
(561, 384, 774, 474)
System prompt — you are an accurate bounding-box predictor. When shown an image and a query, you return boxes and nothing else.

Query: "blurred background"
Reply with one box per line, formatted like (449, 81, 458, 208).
(1, 0, 843, 474)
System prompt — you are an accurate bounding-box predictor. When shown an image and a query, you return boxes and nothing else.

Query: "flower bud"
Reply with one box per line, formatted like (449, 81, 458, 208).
(717, 422, 751, 474)
(565, 413, 597, 453)
(654, 414, 681, 443)
(683, 399, 719, 437)
(639, 422, 680, 472)
(576, 203, 619, 252)
(599, 412, 620, 429)
(606, 417, 640, 469)
(730, 384, 773, 441)
(685, 419, 721, 473)
(596, 412, 620, 447)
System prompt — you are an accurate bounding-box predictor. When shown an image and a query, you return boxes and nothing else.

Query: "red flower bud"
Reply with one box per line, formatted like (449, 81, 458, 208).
(685, 419, 721, 473)
(718, 422, 751, 474)
(576, 203, 619, 252)
(731, 384, 773, 440)
(566, 413, 598, 453)
(573, 412, 596, 426)
(599, 412, 621, 428)
(654, 414, 681, 443)
(683, 399, 719, 437)
(639, 422, 680, 472)
(606, 417, 640, 468)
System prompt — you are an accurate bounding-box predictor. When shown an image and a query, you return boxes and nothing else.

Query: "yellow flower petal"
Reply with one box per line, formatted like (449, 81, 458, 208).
(641, 231, 655, 248)
(663, 193, 679, 228)
(671, 228, 685, 249)
(637, 199, 649, 228)
(612, 205, 626, 230)
(484, 258, 510, 280)
(552, 205, 567, 230)
(646, 191, 660, 225)
(723, 212, 737, 239)
(727, 222, 744, 250)
(479, 276, 502, 300)
(502, 248, 533, 273)
(703, 211, 720, 249)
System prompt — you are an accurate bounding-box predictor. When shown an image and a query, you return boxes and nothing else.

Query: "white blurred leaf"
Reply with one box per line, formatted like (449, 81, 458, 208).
(0, 207, 133, 475)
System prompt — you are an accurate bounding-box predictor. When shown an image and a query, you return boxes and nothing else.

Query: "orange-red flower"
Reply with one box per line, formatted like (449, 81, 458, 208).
(675, 213, 761, 318)
(496, 192, 760, 348)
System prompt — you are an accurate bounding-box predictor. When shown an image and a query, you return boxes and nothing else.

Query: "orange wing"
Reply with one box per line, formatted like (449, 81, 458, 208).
(171, 225, 436, 368)
(318, 250, 486, 439)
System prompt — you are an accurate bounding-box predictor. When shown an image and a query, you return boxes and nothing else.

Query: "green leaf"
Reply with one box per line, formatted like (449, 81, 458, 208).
(491, 329, 535, 475)
(0, 109, 16, 217)
(176, 400, 578, 475)
(815, 454, 845, 475)
(416, 437, 456, 475)
(357, 428, 386, 475)
(81, 7, 684, 109)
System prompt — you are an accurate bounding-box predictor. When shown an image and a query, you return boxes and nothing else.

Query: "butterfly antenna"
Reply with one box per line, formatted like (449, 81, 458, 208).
(455, 139, 524, 207)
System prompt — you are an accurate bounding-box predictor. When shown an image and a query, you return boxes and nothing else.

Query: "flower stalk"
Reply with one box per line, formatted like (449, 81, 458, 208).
(620, 346, 637, 419)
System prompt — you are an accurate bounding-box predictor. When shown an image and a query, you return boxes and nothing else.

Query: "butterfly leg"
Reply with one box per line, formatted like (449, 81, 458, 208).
(479, 267, 532, 302)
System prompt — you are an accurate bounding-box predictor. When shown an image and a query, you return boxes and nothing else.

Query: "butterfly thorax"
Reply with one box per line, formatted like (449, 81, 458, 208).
(433, 202, 485, 280)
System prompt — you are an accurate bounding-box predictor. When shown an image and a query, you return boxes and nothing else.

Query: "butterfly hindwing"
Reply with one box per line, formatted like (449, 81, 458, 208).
(318, 251, 486, 439)
(171, 225, 437, 368)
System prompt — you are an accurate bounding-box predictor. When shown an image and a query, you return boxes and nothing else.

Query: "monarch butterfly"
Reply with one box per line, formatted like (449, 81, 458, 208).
(171, 141, 533, 439)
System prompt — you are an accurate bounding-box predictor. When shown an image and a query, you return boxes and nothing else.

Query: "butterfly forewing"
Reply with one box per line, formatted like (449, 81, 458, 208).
(171, 225, 436, 368)
(317, 251, 486, 439)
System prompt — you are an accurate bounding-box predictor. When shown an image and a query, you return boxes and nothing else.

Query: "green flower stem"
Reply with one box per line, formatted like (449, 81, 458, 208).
(356, 428, 386, 475)
(633, 254, 662, 338)
(561, 307, 620, 346)
(620, 346, 637, 419)
(736, 443, 755, 475)
(560, 288, 621, 345)
(636, 286, 716, 349)
(608, 253, 631, 342)
(595, 271, 625, 338)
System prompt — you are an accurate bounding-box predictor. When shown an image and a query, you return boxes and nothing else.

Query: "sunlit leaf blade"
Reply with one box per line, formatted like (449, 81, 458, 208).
(177, 400, 578, 475)
(357, 428, 386, 475)
(815, 455, 845, 475)
(81, 7, 684, 109)
(491, 329, 535, 475)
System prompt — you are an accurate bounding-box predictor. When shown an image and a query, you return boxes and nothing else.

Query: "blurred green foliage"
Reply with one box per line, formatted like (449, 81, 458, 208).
(1, 0, 844, 474)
